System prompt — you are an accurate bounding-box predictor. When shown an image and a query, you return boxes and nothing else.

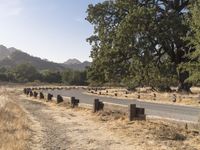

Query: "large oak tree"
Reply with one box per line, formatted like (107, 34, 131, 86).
(87, 0, 195, 92)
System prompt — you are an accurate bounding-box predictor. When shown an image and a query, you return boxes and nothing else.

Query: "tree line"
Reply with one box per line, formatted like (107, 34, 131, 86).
(0, 64, 87, 85)
(86, 0, 200, 92)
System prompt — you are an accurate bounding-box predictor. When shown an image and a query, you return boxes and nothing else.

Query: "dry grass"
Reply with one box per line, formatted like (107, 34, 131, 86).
(0, 88, 31, 150)
(93, 110, 200, 150)
(23, 86, 200, 149)
(88, 87, 200, 106)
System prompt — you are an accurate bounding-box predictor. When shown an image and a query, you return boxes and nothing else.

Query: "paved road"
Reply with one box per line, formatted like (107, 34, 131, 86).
(43, 89, 200, 123)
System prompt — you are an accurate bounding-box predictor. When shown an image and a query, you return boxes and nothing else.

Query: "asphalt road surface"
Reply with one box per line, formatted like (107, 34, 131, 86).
(43, 89, 200, 123)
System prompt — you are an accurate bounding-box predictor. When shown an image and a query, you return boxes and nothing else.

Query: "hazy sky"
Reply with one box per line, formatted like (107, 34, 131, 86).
(0, 0, 102, 63)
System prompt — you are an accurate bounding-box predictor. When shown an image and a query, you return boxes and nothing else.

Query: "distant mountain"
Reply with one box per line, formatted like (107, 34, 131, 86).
(64, 58, 81, 65)
(62, 59, 91, 71)
(0, 45, 91, 71)
(0, 46, 64, 71)
(0, 45, 16, 61)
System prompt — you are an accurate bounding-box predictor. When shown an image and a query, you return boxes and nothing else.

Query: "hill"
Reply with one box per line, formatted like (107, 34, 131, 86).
(64, 58, 81, 65)
(0, 45, 16, 61)
(62, 59, 91, 71)
(0, 45, 90, 71)
(0, 50, 64, 71)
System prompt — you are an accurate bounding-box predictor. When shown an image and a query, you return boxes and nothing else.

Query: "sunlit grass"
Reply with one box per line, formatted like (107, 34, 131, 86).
(0, 90, 31, 150)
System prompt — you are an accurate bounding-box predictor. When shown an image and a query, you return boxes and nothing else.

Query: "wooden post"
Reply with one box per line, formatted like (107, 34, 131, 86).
(71, 97, 75, 107)
(75, 99, 79, 107)
(39, 92, 44, 99)
(26, 88, 31, 95)
(99, 101, 104, 111)
(136, 108, 146, 120)
(93, 99, 104, 112)
(70, 97, 79, 108)
(136, 108, 144, 116)
(33, 91, 38, 98)
(57, 95, 63, 103)
(93, 99, 99, 113)
(128, 104, 136, 121)
(23, 88, 27, 94)
(29, 90, 33, 97)
(47, 93, 53, 101)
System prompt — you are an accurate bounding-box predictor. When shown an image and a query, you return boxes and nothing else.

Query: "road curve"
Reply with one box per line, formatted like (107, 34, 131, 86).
(43, 89, 200, 123)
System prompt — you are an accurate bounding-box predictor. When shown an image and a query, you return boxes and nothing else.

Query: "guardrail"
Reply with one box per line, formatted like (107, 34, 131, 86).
(23, 87, 146, 121)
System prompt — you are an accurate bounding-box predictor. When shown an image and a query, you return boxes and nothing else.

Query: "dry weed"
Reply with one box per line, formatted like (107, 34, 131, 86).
(96, 110, 126, 122)
(91, 110, 200, 150)
(0, 88, 31, 150)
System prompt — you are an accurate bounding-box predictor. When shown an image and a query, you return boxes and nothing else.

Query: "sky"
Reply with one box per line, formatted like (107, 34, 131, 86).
(0, 0, 103, 63)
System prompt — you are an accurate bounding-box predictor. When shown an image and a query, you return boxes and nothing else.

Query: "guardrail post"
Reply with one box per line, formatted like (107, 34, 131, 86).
(47, 93, 53, 101)
(23, 88, 27, 94)
(93, 99, 99, 113)
(71, 97, 75, 107)
(29, 90, 33, 97)
(93, 99, 104, 113)
(136, 108, 146, 120)
(39, 92, 44, 99)
(70, 97, 79, 108)
(57, 95, 63, 103)
(128, 104, 136, 121)
(33, 91, 38, 98)
(26, 88, 31, 96)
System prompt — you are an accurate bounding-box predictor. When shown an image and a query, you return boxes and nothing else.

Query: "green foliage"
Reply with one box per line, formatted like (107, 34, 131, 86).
(0, 67, 8, 81)
(86, 0, 193, 91)
(12, 64, 41, 83)
(0, 73, 8, 81)
(62, 69, 87, 85)
(0, 64, 88, 85)
(183, 0, 200, 84)
(41, 70, 62, 83)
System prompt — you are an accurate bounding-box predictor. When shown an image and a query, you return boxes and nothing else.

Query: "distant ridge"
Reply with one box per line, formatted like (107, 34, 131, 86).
(62, 59, 91, 71)
(0, 45, 91, 71)
(0, 45, 16, 61)
(64, 58, 81, 65)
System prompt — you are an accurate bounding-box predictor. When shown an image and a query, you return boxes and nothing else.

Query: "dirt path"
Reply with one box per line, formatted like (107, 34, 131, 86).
(18, 97, 138, 150)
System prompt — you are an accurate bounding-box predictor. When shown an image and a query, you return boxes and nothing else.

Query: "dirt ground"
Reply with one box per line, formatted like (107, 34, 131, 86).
(1, 87, 200, 150)
(87, 87, 200, 107)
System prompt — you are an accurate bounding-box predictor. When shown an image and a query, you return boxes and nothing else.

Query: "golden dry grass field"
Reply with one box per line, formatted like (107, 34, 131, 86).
(0, 88, 31, 150)
(0, 86, 200, 150)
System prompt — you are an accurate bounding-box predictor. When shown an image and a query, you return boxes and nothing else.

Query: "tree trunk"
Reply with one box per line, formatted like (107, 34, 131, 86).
(177, 71, 192, 93)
